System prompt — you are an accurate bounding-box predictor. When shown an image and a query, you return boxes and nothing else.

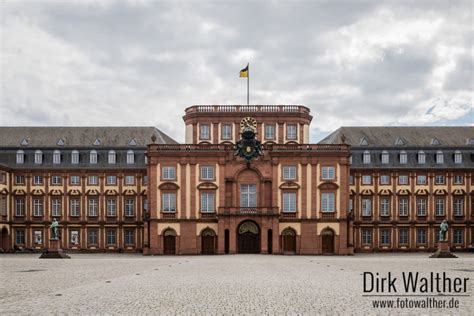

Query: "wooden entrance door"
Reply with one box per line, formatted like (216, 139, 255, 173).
(321, 229, 334, 254)
(237, 221, 260, 253)
(282, 228, 296, 254)
(163, 230, 176, 255)
(201, 229, 216, 254)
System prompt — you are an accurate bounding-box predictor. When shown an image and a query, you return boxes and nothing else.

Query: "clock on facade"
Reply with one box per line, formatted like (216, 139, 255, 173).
(240, 117, 257, 133)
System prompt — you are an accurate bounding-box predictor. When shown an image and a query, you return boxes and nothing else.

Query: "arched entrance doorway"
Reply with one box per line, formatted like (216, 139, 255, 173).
(321, 228, 335, 254)
(201, 228, 216, 254)
(237, 221, 260, 253)
(282, 228, 296, 254)
(0, 227, 9, 252)
(163, 229, 176, 255)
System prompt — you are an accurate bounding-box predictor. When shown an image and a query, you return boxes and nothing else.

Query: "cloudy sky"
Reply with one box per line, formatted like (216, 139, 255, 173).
(1, 0, 472, 142)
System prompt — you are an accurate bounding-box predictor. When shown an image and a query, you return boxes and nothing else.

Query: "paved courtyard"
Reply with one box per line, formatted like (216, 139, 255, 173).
(0, 253, 472, 315)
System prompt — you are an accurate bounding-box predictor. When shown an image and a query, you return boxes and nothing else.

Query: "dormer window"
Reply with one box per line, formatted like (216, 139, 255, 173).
(363, 150, 371, 164)
(20, 138, 29, 146)
(53, 150, 61, 164)
(71, 150, 79, 164)
(381, 151, 389, 164)
(16, 150, 25, 164)
(93, 138, 101, 146)
(360, 137, 369, 146)
(436, 150, 444, 164)
(454, 150, 462, 164)
(57, 138, 65, 146)
(128, 139, 137, 146)
(467, 138, 474, 145)
(417, 150, 425, 164)
(90, 150, 98, 164)
(127, 150, 134, 165)
(431, 138, 440, 146)
(34, 150, 43, 164)
(108, 150, 116, 164)
(395, 138, 406, 146)
(399, 150, 407, 164)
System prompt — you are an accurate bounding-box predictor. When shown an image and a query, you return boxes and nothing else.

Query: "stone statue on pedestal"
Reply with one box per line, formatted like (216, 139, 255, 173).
(50, 218, 59, 240)
(438, 219, 448, 241)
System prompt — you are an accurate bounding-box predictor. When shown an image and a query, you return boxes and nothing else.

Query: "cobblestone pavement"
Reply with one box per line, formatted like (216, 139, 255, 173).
(0, 253, 472, 315)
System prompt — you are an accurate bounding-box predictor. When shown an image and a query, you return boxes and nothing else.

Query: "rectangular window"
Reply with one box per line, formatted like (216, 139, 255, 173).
(282, 166, 297, 180)
(70, 175, 80, 185)
(417, 198, 427, 216)
(15, 198, 25, 216)
(124, 175, 135, 185)
(435, 175, 445, 184)
(398, 175, 409, 185)
(88, 230, 98, 245)
(362, 229, 372, 244)
(70, 199, 80, 217)
(88, 175, 98, 185)
(0, 172, 5, 184)
(125, 199, 135, 217)
(240, 184, 257, 208)
(221, 124, 232, 140)
(349, 175, 354, 185)
(380, 229, 390, 245)
(379, 175, 390, 185)
(200, 192, 215, 213)
(286, 124, 297, 140)
(15, 175, 25, 185)
(363, 152, 371, 164)
(321, 166, 335, 180)
(162, 167, 176, 180)
(124, 229, 135, 245)
(265, 124, 275, 140)
(88, 199, 98, 217)
(200, 166, 215, 180)
(418, 152, 425, 164)
(362, 198, 372, 216)
(106, 199, 116, 216)
(282, 192, 297, 213)
(33, 230, 43, 244)
(106, 175, 116, 185)
(16, 230, 25, 244)
(381, 153, 389, 164)
(435, 198, 445, 216)
(0, 196, 6, 216)
(33, 199, 43, 216)
(399, 198, 409, 216)
(106, 230, 116, 245)
(51, 199, 62, 217)
(200, 124, 210, 140)
(321, 193, 335, 212)
(162, 193, 176, 212)
(417, 175, 427, 185)
(143, 176, 148, 185)
(453, 198, 464, 216)
(399, 153, 407, 164)
(454, 153, 462, 164)
(362, 175, 372, 185)
(399, 229, 408, 245)
(453, 175, 464, 185)
(417, 229, 427, 244)
(33, 175, 43, 185)
(51, 175, 62, 185)
(453, 229, 463, 244)
(70, 230, 79, 245)
(380, 198, 390, 216)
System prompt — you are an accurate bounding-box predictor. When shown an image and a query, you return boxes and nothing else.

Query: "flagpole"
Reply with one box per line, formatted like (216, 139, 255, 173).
(247, 63, 250, 105)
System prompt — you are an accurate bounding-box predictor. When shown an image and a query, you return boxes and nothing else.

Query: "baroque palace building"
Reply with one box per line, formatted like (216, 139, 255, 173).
(0, 105, 472, 255)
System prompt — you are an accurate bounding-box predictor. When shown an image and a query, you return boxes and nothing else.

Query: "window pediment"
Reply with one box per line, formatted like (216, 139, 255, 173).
(67, 189, 81, 196)
(85, 189, 100, 195)
(360, 189, 374, 195)
(452, 189, 465, 195)
(396, 189, 411, 195)
(378, 189, 392, 195)
(49, 189, 63, 196)
(105, 189, 119, 196)
(317, 182, 339, 190)
(279, 181, 300, 190)
(31, 189, 45, 195)
(123, 189, 137, 195)
(158, 182, 180, 190)
(197, 182, 218, 190)
(415, 189, 429, 195)
(434, 189, 448, 196)
(13, 189, 27, 195)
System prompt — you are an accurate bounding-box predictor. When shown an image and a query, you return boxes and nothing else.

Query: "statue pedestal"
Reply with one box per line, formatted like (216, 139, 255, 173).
(430, 241, 457, 258)
(39, 239, 70, 259)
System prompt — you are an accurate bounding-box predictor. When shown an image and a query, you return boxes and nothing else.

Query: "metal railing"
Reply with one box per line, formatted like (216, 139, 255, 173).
(185, 105, 309, 114)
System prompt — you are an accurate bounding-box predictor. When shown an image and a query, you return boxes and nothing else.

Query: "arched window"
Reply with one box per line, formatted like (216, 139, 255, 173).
(53, 150, 61, 164)
(363, 150, 371, 164)
(126, 150, 134, 165)
(399, 150, 407, 164)
(71, 150, 79, 164)
(381, 150, 389, 164)
(34, 150, 43, 164)
(90, 150, 98, 164)
(417, 150, 425, 164)
(16, 150, 25, 164)
(436, 150, 444, 164)
(454, 150, 462, 164)
(108, 150, 116, 164)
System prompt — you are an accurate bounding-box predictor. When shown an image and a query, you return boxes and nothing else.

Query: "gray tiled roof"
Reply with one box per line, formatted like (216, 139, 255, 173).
(318, 126, 474, 148)
(0, 126, 177, 148)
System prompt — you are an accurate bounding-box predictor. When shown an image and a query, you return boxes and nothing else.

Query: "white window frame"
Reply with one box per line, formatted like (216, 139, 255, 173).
(417, 175, 427, 185)
(454, 151, 462, 164)
(34, 150, 43, 164)
(381, 151, 389, 164)
(88, 175, 98, 185)
(15, 198, 25, 216)
(70, 199, 80, 217)
(416, 198, 427, 216)
(380, 198, 390, 216)
(399, 150, 407, 164)
(362, 229, 372, 244)
(417, 151, 425, 164)
(33, 175, 43, 185)
(363, 151, 371, 164)
(200, 124, 210, 140)
(436, 150, 444, 164)
(200, 166, 215, 180)
(240, 184, 257, 208)
(361, 198, 372, 216)
(200, 192, 215, 213)
(90, 150, 98, 164)
(321, 166, 335, 180)
(282, 192, 297, 213)
(70, 175, 80, 185)
(162, 193, 177, 212)
(399, 229, 408, 245)
(106, 199, 117, 216)
(126, 150, 134, 165)
(124, 229, 135, 245)
(108, 150, 116, 164)
(264, 124, 275, 140)
(380, 175, 390, 185)
(106, 175, 116, 185)
(380, 229, 390, 245)
(162, 167, 176, 180)
(417, 229, 427, 244)
(71, 150, 79, 164)
(53, 150, 61, 164)
(398, 175, 409, 185)
(51, 175, 62, 185)
(88, 198, 98, 217)
(33, 198, 43, 216)
(321, 192, 335, 212)
(453, 229, 463, 244)
(453, 198, 464, 216)
(399, 198, 409, 216)
(124, 175, 135, 185)
(435, 198, 445, 216)
(125, 199, 135, 217)
(51, 199, 61, 217)
(221, 124, 232, 140)
(16, 150, 24, 164)
(282, 166, 297, 180)
(106, 230, 116, 245)
(286, 124, 297, 140)
(361, 175, 371, 185)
